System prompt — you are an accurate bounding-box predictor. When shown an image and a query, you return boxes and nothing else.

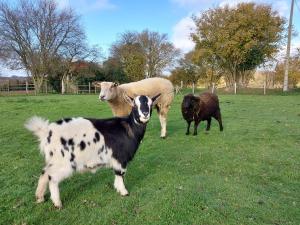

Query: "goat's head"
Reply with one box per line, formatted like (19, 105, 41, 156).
(125, 94, 161, 124)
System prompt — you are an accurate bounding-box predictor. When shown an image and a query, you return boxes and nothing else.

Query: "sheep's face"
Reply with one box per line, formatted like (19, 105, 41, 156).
(99, 82, 118, 101)
(127, 94, 161, 124)
(182, 95, 196, 110)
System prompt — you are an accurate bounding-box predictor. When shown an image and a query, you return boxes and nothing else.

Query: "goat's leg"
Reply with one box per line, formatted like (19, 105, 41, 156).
(49, 180, 62, 209)
(35, 170, 49, 203)
(193, 120, 200, 136)
(47, 165, 73, 208)
(186, 121, 191, 135)
(114, 170, 128, 196)
(206, 118, 211, 131)
(214, 110, 223, 131)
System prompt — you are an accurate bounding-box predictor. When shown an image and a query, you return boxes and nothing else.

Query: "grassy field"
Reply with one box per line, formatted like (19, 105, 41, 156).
(0, 92, 299, 225)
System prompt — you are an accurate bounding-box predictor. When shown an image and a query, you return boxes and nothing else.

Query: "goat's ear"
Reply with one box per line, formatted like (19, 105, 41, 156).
(123, 93, 134, 107)
(93, 81, 102, 87)
(151, 93, 161, 104)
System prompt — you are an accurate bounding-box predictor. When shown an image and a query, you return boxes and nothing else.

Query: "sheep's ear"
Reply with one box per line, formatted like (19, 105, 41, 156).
(151, 93, 161, 104)
(123, 93, 134, 107)
(112, 82, 119, 87)
(192, 95, 200, 103)
(93, 81, 102, 87)
(192, 95, 199, 100)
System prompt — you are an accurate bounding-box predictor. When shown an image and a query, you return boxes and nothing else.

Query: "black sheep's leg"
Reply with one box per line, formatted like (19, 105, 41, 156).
(193, 120, 200, 136)
(186, 121, 191, 135)
(214, 110, 223, 131)
(206, 118, 211, 131)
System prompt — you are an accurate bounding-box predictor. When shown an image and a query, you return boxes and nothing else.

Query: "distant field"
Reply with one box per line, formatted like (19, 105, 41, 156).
(0, 93, 299, 225)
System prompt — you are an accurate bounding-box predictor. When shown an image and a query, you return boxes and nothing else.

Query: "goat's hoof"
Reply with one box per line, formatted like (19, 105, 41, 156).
(120, 190, 129, 196)
(185, 132, 189, 135)
(36, 197, 44, 203)
(193, 133, 197, 136)
(160, 136, 166, 139)
(54, 203, 62, 209)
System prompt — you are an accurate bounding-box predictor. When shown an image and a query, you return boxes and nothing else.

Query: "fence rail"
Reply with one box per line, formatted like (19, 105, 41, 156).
(0, 80, 297, 96)
(0, 81, 101, 95)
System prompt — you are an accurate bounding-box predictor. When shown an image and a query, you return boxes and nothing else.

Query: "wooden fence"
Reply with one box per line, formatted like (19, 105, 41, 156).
(0, 81, 100, 95)
(0, 80, 292, 96)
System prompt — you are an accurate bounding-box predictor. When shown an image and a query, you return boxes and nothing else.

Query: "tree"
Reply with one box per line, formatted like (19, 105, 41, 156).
(169, 51, 205, 86)
(274, 49, 300, 88)
(111, 32, 145, 81)
(50, 44, 101, 94)
(0, 0, 88, 92)
(138, 30, 180, 78)
(110, 30, 179, 81)
(102, 57, 129, 83)
(192, 3, 285, 87)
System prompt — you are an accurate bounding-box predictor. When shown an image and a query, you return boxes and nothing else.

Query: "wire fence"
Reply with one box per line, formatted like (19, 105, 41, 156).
(174, 81, 294, 96)
(0, 80, 297, 96)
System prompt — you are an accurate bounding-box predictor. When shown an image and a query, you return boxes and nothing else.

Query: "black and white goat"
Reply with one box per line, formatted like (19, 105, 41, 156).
(25, 94, 160, 208)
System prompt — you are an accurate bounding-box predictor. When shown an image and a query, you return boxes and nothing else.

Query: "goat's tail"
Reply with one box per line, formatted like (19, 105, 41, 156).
(25, 116, 49, 139)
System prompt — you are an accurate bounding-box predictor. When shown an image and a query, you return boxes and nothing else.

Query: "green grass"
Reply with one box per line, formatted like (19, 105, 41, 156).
(0, 93, 300, 225)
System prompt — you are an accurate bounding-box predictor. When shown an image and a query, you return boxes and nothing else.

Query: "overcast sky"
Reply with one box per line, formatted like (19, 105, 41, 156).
(1, 0, 299, 76)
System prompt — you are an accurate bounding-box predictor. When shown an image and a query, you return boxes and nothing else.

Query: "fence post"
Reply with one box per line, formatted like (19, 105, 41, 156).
(7, 80, 10, 93)
(234, 82, 237, 94)
(192, 83, 195, 94)
(88, 82, 91, 94)
(263, 81, 266, 95)
(94, 85, 97, 94)
(26, 81, 28, 94)
(212, 83, 215, 94)
(45, 80, 48, 94)
(180, 81, 183, 89)
(77, 84, 79, 94)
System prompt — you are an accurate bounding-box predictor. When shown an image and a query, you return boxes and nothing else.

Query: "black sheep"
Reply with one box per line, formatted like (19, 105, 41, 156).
(181, 92, 223, 135)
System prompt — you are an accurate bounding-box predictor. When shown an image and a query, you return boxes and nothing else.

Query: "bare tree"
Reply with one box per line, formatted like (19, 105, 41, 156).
(0, 0, 88, 92)
(51, 43, 101, 94)
(138, 30, 180, 78)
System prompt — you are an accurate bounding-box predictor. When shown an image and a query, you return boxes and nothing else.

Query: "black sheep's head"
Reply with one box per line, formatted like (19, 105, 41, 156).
(182, 94, 199, 110)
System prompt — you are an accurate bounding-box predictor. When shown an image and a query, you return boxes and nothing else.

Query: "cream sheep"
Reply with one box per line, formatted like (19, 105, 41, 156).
(94, 77, 174, 138)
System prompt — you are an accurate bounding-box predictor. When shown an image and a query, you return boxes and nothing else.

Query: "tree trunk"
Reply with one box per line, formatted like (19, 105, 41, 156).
(61, 79, 65, 94)
(32, 75, 44, 94)
(61, 72, 68, 94)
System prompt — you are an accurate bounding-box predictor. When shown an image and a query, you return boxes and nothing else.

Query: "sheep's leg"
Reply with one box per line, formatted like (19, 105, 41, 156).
(35, 172, 49, 203)
(193, 120, 200, 136)
(158, 104, 171, 138)
(114, 170, 128, 196)
(214, 110, 223, 131)
(206, 118, 211, 131)
(186, 121, 191, 135)
(158, 113, 167, 138)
